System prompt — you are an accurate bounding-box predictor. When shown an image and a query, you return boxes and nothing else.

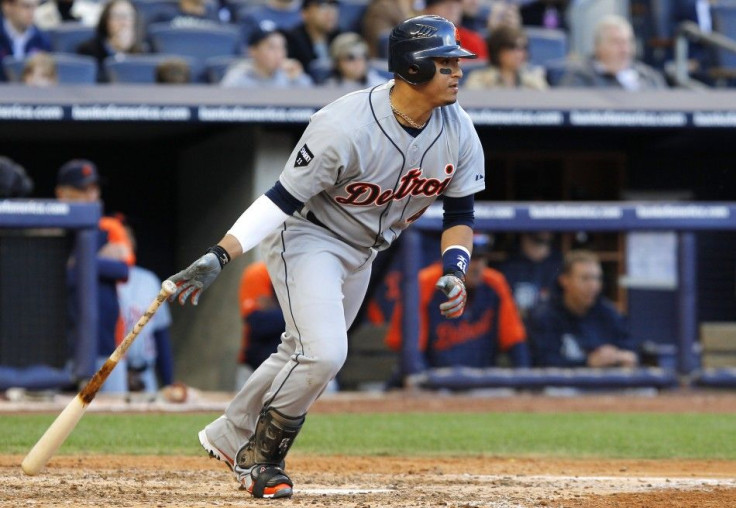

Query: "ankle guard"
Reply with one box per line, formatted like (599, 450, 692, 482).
(236, 407, 305, 468)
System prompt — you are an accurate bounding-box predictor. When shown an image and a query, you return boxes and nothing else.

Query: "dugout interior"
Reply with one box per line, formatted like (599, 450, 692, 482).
(1, 88, 736, 391)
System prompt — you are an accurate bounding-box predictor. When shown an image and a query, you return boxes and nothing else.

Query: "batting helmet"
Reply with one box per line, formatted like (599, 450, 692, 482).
(388, 15, 476, 85)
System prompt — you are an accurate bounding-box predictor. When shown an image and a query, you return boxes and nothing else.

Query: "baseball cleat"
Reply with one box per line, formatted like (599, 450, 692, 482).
(198, 429, 235, 473)
(236, 463, 293, 499)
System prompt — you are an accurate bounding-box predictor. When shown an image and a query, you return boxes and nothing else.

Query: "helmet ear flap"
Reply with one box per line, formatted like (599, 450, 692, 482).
(405, 57, 436, 84)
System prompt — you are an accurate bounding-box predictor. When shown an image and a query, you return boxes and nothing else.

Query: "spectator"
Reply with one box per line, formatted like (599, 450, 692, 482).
(155, 57, 191, 83)
(21, 51, 57, 85)
(519, 0, 569, 30)
(423, 0, 488, 61)
(0, 155, 33, 197)
(0, 0, 52, 80)
(362, 0, 415, 58)
(35, 0, 102, 29)
(117, 224, 175, 394)
(527, 250, 638, 368)
(558, 14, 667, 90)
(163, 0, 219, 27)
(464, 25, 547, 90)
(385, 234, 530, 370)
(460, 0, 489, 33)
(325, 32, 385, 88)
(239, 0, 302, 42)
(235, 261, 285, 389)
(499, 232, 562, 320)
(55, 159, 134, 393)
(77, 0, 145, 82)
(221, 23, 312, 88)
(284, 0, 341, 84)
(486, 0, 521, 32)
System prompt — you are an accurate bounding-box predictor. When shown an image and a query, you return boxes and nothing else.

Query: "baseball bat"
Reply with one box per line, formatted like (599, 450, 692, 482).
(21, 280, 177, 476)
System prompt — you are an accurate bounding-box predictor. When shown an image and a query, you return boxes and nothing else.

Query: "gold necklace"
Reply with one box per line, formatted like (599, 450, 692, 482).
(389, 87, 427, 129)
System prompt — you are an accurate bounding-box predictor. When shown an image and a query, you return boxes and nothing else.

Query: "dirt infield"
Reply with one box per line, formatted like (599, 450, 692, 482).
(3, 391, 736, 507)
(3, 455, 736, 507)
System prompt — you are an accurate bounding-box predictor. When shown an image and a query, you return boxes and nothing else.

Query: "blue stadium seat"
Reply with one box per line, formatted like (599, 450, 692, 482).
(205, 55, 240, 83)
(3, 53, 97, 84)
(543, 57, 571, 87)
(338, 0, 368, 33)
(47, 22, 94, 53)
(132, 0, 180, 28)
(369, 58, 392, 80)
(105, 54, 199, 83)
(524, 27, 568, 67)
(148, 23, 242, 60)
(378, 30, 391, 59)
(711, 5, 736, 69)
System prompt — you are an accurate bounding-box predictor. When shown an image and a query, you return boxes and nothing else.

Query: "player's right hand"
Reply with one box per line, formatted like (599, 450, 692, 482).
(167, 253, 221, 306)
(435, 274, 467, 319)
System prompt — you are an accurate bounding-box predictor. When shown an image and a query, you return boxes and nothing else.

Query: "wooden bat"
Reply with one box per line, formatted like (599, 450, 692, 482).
(21, 280, 177, 476)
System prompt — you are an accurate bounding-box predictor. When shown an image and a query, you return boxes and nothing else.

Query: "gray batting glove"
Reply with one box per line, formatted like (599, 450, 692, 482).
(168, 252, 221, 306)
(435, 274, 467, 319)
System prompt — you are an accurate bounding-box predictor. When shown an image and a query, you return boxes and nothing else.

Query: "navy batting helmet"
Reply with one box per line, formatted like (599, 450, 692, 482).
(388, 15, 476, 85)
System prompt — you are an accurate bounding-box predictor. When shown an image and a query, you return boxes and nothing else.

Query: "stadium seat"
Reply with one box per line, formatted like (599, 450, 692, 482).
(524, 27, 568, 68)
(3, 53, 97, 84)
(338, 0, 368, 33)
(205, 55, 241, 83)
(47, 22, 94, 53)
(148, 23, 242, 60)
(378, 30, 391, 59)
(132, 0, 180, 28)
(105, 54, 198, 83)
(711, 5, 736, 69)
(543, 57, 571, 87)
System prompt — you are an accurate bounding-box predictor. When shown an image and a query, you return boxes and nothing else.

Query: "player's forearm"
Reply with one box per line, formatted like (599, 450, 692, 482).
(222, 195, 291, 259)
(440, 225, 473, 253)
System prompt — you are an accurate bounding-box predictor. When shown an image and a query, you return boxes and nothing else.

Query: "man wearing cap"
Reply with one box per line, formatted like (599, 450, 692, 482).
(384, 234, 530, 370)
(221, 22, 312, 88)
(55, 159, 134, 392)
(283, 0, 341, 83)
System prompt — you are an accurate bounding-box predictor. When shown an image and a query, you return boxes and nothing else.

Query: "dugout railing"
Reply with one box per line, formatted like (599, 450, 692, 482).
(400, 201, 736, 390)
(0, 200, 100, 390)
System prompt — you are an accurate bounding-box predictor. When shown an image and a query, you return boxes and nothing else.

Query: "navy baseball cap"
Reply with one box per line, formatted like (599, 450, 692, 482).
(57, 159, 100, 189)
(248, 20, 281, 46)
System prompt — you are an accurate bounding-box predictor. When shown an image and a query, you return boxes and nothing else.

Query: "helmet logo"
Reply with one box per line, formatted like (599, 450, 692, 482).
(409, 23, 439, 38)
(455, 26, 461, 44)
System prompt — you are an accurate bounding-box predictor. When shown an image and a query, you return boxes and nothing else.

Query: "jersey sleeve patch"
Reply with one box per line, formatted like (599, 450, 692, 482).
(294, 143, 315, 168)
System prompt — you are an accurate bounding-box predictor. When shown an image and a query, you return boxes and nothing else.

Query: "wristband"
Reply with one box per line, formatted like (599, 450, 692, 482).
(442, 245, 470, 280)
(206, 245, 231, 269)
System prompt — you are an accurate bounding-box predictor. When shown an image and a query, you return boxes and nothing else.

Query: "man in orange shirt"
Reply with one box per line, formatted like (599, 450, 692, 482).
(385, 234, 530, 369)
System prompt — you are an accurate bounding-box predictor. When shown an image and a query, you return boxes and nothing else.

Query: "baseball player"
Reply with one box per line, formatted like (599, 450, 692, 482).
(168, 15, 485, 499)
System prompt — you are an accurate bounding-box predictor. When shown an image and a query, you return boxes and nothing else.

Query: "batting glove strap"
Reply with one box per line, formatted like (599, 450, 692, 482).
(206, 245, 231, 269)
(435, 274, 467, 319)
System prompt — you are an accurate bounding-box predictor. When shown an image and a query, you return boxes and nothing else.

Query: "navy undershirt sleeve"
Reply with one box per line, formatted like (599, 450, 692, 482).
(265, 181, 304, 216)
(442, 195, 475, 229)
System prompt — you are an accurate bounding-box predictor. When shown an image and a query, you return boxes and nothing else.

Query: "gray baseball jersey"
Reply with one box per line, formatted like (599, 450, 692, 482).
(280, 80, 485, 250)
(204, 81, 486, 459)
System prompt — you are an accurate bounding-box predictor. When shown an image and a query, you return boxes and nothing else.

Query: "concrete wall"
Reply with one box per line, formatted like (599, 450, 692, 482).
(171, 126, 294, 391)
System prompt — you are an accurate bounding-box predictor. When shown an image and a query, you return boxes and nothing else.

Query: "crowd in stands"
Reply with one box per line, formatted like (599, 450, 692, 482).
(0, 0, 733, 87)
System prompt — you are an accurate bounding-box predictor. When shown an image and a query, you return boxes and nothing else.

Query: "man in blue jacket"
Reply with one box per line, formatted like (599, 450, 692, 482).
(527, 249, 639, 368)
(0, 0, 51, 80)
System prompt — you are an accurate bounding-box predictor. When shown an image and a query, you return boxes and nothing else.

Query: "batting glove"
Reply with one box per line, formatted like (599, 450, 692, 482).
(168, 251, 222, 306)
(435, 274, 467, 319)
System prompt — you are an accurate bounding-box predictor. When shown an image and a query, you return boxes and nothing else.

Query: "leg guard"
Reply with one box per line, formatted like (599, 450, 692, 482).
(234, 407, 305, 498)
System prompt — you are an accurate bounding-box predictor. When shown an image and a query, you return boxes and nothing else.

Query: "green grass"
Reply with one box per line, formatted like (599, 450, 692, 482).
(3, 412, 735, 460)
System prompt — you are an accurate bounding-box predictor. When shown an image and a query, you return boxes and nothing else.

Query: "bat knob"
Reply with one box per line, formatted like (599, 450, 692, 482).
(162, 280, 177, 296)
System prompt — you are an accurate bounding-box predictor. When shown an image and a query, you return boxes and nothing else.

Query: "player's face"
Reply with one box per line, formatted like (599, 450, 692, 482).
(421, 57, 463, 106)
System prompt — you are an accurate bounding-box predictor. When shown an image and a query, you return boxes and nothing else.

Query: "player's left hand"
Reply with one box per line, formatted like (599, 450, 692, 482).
(435, 274, 467, 318)
(167, 252, 222, 306)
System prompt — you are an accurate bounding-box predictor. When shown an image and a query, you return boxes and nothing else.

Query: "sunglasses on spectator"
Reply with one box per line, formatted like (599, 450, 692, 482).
(341, 52, 367, 61)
